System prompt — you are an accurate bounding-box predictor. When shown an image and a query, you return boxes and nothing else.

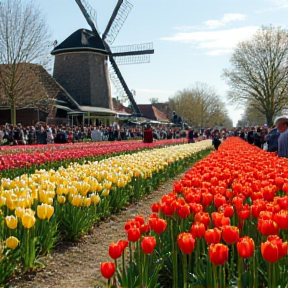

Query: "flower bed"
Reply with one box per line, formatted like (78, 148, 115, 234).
(0, 139, 187, 179)
(100, 137, 288, 288)
(0, 140, 212, 285)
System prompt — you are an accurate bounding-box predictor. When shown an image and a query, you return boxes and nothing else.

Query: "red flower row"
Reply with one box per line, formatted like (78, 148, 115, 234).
(0, 139, 185, 171)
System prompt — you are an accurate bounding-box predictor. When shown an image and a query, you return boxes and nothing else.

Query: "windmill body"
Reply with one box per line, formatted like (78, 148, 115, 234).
(51, 0, 154, 117)
(52, 29, 113, 109)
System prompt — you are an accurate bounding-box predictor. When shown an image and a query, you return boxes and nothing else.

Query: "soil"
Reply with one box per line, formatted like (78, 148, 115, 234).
(9, 173, 185, 288)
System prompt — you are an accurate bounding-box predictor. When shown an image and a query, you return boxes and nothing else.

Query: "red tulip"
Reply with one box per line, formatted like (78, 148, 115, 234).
(267, 235, 288, 259)
(261, 241, 279, 263)
(232, 196, 243, 211)
(189, 203, 203, 214)
(141, 236, 156, 254)
(174, 181, 182, 193)
(282, 183, 288, 194)
(222, 226, 239, 245)
(127, 228, 141, 242)
(117, 240, 128, 252)
(205, 228, 222, 245)
(177, 232, 195, 254)
(151, 203, 160, 213)
(190, 222, 206, 238)
(237, 204, 250, 220)
(202, 192, 213, 207)
(276, 196, 288, 209)
(258, 219, 279, 236)
(222, 204, 234, 218)
(212, 212, 230, 228)
(140, 224, 150, 235)
(275, 177, 284, 189)
(214, 194, 226, 208)
(209, 243, 229, 266)
(194, 212, 210, 229)
(177, 204, 190, 219)
(237, 236, 254, 258)
(135, 215, 145, 225)
(149, 217, 167, 234)
(101, 262, 116, 279)
(274, 210, 288, 229)
(109, 242, 122, 259)
(161, 202, 176, 216)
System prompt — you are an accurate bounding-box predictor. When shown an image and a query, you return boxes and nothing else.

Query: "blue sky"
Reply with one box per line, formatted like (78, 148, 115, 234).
(37, 0, 288, 125)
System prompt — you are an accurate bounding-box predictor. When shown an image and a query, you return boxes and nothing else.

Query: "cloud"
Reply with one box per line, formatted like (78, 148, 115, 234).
(161, 26, 259, 56)
(174, 13, 246, 31)
(205, 13, 246, 29)
(256, 0, 288, 13)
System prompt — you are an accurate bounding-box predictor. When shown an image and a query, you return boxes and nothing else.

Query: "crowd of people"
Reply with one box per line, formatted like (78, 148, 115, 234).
(210, 115, 288, 158)
(0, 122, 190, 146)
(1, 115, 288, 158)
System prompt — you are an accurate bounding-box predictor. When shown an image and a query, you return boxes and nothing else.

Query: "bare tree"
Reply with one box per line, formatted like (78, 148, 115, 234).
(169, 83, 232, 128)
(0, 0, 52, 124)
(223, 26, 288, 127)
(149, 97, 159, 104)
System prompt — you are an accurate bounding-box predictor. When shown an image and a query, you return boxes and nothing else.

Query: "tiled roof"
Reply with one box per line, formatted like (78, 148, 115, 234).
(138, 104, 169, 121)
(0, 63, 79, 113)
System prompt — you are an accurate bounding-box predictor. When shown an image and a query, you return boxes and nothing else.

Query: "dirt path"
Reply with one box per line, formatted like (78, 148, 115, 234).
(10, 173, 184, 288)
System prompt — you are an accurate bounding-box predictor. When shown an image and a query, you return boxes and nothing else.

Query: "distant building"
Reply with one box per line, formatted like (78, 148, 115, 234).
(138, 104, 170, 123)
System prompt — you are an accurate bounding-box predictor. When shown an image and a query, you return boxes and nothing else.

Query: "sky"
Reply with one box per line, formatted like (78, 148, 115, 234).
(36, 0, 288, 126)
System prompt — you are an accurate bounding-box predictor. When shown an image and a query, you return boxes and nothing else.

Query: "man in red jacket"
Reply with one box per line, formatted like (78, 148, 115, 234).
(143, 125, 153, 143)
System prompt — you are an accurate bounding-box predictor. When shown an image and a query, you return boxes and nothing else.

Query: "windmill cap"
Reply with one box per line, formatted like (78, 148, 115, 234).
(274, 115, 288, 125)
(51, 29, 108, 55)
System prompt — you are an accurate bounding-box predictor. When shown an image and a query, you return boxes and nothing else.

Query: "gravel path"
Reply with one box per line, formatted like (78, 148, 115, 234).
(10, 172, 185, 288)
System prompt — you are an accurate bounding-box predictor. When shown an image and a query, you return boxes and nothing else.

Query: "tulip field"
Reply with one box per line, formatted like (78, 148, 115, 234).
(0, 139, 185, 178)
(0, 140, 212, 285)
(101, 137, 288, 288)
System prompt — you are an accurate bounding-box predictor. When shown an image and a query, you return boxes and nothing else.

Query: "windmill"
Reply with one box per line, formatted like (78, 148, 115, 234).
(51, 0, 154, 117)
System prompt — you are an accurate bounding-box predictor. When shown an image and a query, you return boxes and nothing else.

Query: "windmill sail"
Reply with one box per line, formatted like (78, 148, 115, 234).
(111, 43, 154, 65)
(102, 0, 133, 45)
(75, 0, 98, 35)
(109, 56, 141, 115)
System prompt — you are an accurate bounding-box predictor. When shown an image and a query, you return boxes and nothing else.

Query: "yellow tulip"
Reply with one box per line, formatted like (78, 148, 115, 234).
(83, 197, 91, 207)
(5, 236, 19, 250)
(71, 195, 83, 207)
(22, 213, 36, 229)
(5, 215, 18, 229)
(101, 189, 110, 197)
(37, 204, 54, 221)
(0, 196, 6, 206)
(6, 197, 17, 211)
(15, 207, 25, 218)
(57, 195, 66, 204)
(90, 194, 101, 206)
